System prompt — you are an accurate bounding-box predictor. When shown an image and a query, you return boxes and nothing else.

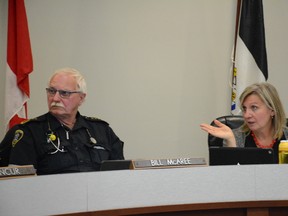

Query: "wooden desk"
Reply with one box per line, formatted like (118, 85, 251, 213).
(1, 164, 288, 216)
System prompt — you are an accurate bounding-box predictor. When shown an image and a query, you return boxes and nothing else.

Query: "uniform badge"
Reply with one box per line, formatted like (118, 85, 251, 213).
(12, 130, 24, 147)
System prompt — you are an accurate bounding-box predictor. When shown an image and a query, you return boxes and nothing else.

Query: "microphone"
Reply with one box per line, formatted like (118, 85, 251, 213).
(90, 137, 97, 144)
(86, 128, 97, 144)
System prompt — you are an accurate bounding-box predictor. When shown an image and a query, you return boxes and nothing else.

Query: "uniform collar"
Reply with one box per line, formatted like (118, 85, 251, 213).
(47, 112, 92, 131)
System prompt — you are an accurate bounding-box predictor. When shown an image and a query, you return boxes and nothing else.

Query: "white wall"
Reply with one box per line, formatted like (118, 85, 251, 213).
(1, 0, 288, 162)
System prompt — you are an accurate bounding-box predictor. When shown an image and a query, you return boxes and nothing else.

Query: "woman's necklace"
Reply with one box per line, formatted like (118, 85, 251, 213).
(251, 131, 276, 148)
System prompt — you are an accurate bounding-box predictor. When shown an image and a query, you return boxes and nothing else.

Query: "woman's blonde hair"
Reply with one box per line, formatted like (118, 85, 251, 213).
(239, 82, 286, 139)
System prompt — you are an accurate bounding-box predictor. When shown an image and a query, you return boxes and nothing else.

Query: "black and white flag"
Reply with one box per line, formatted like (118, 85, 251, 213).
(231, 0, 268, 115)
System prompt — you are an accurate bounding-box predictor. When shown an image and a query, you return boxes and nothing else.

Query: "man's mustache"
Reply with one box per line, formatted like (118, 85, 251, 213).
(51, 102, 65, 108)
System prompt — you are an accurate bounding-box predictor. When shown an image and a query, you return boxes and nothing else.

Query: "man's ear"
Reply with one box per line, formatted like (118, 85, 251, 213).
(79, 93, 86, 106)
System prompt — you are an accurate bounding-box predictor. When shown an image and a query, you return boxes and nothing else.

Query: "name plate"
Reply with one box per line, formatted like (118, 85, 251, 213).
(0, 165, 36, 179)
(132, 157, 206, 169)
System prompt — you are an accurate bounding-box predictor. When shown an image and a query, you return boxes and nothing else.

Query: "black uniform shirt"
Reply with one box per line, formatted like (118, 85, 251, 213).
(8, 112, 124, 175)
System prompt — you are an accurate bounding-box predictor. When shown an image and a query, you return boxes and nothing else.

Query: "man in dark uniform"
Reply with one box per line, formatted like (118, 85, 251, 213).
(0, 68, 124, 175)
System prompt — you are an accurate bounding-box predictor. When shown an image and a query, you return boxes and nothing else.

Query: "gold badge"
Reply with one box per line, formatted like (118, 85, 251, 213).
(12, 130, 24, 147)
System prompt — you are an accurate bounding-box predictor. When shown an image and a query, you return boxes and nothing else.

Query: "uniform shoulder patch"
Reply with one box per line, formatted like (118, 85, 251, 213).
(12, 129, 24, 147)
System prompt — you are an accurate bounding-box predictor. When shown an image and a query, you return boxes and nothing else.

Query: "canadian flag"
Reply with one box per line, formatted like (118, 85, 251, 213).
(5, 0, 33, 130)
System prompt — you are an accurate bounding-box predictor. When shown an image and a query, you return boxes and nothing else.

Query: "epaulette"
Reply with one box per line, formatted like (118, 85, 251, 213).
(20, 117, 39, 124)
(83, 116, 108, 124)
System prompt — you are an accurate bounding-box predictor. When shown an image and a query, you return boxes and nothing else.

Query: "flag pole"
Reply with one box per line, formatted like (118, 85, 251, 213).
(232, 0, 242, 64)
(231, 0, 242, 115)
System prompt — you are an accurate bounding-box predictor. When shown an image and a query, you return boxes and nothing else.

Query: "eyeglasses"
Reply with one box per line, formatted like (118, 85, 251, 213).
(46, 88, 82, 99)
